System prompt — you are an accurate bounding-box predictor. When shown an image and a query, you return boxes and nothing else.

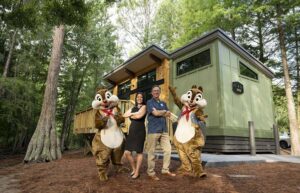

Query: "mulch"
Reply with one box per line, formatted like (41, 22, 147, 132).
(0, 150, 300, 193)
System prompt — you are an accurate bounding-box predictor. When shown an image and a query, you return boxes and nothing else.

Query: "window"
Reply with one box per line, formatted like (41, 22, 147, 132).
(137, 70, 156, 88)
(176, 49, 211, 76)
(137, 70, 157, 101)
(239, 62, 258, 80)
(118, 80, 131, 100)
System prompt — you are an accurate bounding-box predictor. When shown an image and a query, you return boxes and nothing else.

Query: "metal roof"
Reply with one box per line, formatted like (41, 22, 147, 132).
(103, 29, 274, 84)
(103, 45, 170, 83)
(170, 28, 274, 78)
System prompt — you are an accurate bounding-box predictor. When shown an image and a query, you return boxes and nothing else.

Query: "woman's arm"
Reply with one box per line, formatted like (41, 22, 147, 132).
(130, 105, 146, 119)
(123, 108, 133, 118)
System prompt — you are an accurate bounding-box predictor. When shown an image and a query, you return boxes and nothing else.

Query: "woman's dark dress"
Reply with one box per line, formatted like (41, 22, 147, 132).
(125, 106, 146, 153)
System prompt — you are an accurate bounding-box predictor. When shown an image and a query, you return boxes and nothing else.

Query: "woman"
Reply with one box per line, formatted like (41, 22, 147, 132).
(123, 92, 147, 179)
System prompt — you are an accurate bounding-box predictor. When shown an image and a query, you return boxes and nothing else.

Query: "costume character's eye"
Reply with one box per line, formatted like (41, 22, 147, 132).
(195, 94, 202, 102)
(187, 91, 192, 99)
(95, 94, 102, 101)
(105, 91, 112, 100)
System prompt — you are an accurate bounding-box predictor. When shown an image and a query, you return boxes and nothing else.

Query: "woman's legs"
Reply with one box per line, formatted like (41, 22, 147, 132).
(132, 153, 143, 178)
(124, 150, 136, 174)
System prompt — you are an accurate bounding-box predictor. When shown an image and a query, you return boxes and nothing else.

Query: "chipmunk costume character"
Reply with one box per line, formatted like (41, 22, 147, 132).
(169, 85, 208, 178)
(91, 88, 125, 181)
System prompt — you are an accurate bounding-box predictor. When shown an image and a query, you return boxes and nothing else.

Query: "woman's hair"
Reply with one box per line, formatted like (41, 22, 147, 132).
(135, 92, 146, 106)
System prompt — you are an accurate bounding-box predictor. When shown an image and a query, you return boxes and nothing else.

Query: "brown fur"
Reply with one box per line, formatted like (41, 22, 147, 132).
(169, 85, 207, 177)
(114, 106, 125, 126)
(168, 86, 183, 109)
(95, 111, 109, 130)
(92, 88, 126, 181)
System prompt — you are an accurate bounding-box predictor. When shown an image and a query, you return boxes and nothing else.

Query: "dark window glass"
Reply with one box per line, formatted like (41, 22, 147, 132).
(137, 70, 157, 101)
(118, 80, 131, 100)
(137, 70, 156, 88)
(176, 49, 211, 76)
(239, 62, 258, 80)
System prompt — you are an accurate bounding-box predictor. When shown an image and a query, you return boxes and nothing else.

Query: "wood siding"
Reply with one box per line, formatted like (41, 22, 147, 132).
(203, 136, 275, 153)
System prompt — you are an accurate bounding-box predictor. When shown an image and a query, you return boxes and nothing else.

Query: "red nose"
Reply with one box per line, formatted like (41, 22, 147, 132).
(103, 100, 107, 103)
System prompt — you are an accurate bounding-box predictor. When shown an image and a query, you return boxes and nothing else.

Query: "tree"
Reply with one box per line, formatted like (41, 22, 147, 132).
(274, 0, 300, 155)
(24, 0, 89, 162)
(115, 0, 160, 56)
(1, 0, 37, 78)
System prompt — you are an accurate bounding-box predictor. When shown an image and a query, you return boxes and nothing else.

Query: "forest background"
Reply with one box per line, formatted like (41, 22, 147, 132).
(0, 0, 299, 159)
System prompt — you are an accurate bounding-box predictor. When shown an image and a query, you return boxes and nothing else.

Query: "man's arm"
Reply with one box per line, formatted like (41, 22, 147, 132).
(151, 107, 167, 117)
(147, 100, 166, 117)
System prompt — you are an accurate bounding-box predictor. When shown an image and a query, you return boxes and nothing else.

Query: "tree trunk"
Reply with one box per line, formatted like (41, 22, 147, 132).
(231, 28, 236, 40)
(257, 13, 265, 63)
(60, 60, 89, 151)
(276, 5, 300, 156)
(24, 25, 65, 162)
(3, 30, 17, 77)
(293, 8, 300, 131)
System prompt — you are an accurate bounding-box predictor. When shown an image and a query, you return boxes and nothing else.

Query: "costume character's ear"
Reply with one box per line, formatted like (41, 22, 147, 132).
(198, 86, 203, 92)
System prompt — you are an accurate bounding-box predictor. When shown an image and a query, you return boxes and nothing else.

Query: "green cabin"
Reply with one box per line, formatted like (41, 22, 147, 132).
(100, 29, 275, 153)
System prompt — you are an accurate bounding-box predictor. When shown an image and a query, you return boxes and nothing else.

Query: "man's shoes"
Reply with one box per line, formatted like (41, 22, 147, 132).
(162, 171, 176, 177)
(148, 175, 160, 181)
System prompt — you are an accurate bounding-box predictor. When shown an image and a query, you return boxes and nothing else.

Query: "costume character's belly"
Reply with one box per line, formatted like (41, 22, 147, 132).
(100, 116, 124, 148)
(175, 117, 195, 143)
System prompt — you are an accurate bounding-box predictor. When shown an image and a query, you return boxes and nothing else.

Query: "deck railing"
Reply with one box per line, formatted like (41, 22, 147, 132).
(73, 99, 178, 140)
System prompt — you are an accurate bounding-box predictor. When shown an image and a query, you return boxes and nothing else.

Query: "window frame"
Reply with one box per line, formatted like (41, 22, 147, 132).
(175, 48, 212, 78)
(117, 80, 131, 100)
(238, 60, 259, 82)
(137, 69, 156, 89)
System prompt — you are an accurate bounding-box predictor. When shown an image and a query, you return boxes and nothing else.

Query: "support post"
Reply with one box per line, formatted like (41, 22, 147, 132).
(248, 121, 256, 156)
(273, 124, 280, 155)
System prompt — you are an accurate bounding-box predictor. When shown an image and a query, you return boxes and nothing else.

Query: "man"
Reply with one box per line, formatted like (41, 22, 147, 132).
(146, 85, 176, 181)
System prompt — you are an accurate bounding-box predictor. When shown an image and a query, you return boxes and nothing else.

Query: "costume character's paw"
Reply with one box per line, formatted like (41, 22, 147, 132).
(99, 173, 108, 181)
(115, 165, 130, 173)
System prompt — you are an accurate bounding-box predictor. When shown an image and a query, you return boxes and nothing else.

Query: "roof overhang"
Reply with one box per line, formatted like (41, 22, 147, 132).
(171, 29, 275, 79)
(103, 45, 170, 84)
(104, 29, 274, 85)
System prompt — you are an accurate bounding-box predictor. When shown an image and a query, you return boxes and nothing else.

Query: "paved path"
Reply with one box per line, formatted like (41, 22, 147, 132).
(155, 152, 300, 167)
(0, 174, 20, 193)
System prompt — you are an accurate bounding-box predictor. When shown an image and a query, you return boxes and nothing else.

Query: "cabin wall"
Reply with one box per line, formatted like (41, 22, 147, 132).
(112, 60, 170, 103)
(170, 41, 221, 129)
(157, 59, 170, 104)
(217, 40, 275, 138)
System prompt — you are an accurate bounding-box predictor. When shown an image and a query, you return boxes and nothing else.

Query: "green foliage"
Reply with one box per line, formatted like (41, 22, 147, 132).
(42, 0, 90, 26)
(0, 78, 42, 150)
(273, 85, 289, 132)
(0, 0, 299, 152)
(1, 0, 38, 29)
(0, 0, 120, 151)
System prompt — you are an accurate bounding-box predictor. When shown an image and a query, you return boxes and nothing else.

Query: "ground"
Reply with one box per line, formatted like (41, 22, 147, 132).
(0, 150, 300, 193)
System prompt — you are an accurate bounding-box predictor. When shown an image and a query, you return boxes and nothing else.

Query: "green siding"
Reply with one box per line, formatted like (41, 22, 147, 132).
(169, 40, 275, 139)
(170, 41, 220, 128)
(218, 41, 274, 138)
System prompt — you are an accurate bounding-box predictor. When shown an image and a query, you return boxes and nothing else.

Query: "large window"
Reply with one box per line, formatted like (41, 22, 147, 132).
(176, 49, 211, 76)
(118, 80, 131, 100)
(239, 62, 258, 80)
(137, 70, 156, 88)
(137, 70, 157, 101)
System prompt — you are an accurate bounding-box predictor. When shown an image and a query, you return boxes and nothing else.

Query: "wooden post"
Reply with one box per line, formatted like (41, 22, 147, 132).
(248, 121, 256, 156)
(273, 124, 280, 155)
